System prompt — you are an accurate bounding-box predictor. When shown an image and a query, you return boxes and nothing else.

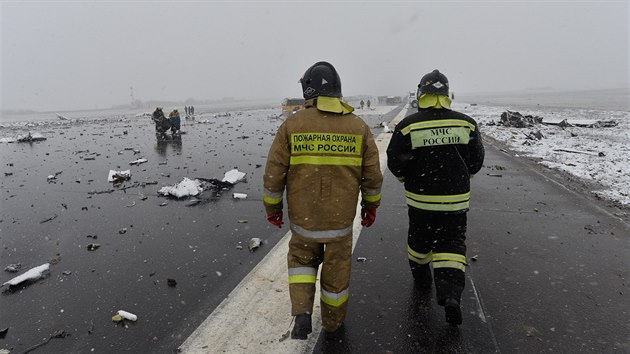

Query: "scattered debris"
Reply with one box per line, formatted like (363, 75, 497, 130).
(129, 158, 148, 166)
(5, 263, 22, 273)
(248, 238, 262, 252)
(167, 278, 177, 287)
(158, 177, 202, 198)
(119, 228, 127, 234)
(237, 220, 248, 223)
(113, 310, 138, 322)
(87, 243, 100, 251)
(553, 148, 603, 156)
(232, 193, 248, 199)
(2, 263, 50, 287)
(18, 329, 67, 354)
(471, 255, 479, 262)
(17, 132, 47, 142)
(500, 111, 543, 128)
(108, 170, 131, 183)
(222, 169, 246, 184)
(186, 199, 202, 207)
(40, 214, 58, 224)
(486, 173, 503, 177)
(126, 201, 136, 207)
(356, 257, 367, 262)
(0, 327, 7, 339)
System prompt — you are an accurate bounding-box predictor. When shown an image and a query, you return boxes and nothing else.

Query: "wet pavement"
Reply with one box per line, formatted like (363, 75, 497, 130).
(313, 132, 630, 353)
(0, 105, 400, 353)
(2, 104, 629, 353)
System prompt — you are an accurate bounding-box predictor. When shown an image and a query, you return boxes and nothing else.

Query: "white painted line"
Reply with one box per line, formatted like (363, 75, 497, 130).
(179, 106, 408, 354)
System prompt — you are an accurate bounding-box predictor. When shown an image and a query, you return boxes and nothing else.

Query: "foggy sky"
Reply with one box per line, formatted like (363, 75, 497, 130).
(1, 1, 628, 111)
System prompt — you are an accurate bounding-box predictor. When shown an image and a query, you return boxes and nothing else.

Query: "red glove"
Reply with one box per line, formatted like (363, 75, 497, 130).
(360, 207, 376, 227)
(267, 210, 284, 228)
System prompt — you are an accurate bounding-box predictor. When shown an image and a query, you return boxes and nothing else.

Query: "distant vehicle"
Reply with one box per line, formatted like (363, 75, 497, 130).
(408, 90, 418, 108)
(281, 98, 305, 112)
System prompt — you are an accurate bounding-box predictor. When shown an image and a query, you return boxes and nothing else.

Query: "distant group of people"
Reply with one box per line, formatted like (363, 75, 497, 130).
(151, 107, 181, 136)
(359, 99, 371, 110)
(184, 106, 195, 117)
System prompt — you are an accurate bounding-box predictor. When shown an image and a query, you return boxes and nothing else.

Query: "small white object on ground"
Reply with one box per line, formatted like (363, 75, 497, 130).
(129, 158, 148, 165)
(158, 177, 202, 198)
(117, 310, 138, 321)
(2, 263, 50, 286)
(248, 238, 262, 252)
(107, 170, 131, 182)
(222, 169, 246, 184)
(232, 193, 248, 199)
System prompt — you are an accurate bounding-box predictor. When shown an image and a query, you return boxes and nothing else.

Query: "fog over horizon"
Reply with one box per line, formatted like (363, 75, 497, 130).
(1, 1, 628, 112)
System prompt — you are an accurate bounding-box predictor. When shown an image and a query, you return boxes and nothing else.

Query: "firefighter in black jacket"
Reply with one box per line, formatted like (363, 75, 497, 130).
(387, 69, 484, 326)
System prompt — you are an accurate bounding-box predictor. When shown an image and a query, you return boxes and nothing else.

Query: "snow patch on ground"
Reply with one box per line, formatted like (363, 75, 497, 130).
(456, 102, 630, 207)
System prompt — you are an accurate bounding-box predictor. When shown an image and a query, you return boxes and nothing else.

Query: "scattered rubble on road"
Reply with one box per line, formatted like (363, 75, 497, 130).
(2, 263, 50, 287)
(248, 238, 262, 252)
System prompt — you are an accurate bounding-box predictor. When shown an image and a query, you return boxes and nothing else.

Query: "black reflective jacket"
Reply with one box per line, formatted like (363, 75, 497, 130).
(386, 108, 484, 213)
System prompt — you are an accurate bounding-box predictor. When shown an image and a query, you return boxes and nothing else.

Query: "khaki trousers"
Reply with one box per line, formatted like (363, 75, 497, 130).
(287, 231, 352, 332)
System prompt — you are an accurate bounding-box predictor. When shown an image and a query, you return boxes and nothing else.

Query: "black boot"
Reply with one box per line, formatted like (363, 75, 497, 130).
(291, 314, 312, 340)
(444, 298, 462, 326)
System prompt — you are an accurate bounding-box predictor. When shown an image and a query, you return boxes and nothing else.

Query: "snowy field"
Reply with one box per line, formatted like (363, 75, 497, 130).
(454, 102, 630, 209)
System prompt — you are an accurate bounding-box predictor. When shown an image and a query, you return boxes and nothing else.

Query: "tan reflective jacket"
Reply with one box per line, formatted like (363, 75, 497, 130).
(263, 99, 383, 239)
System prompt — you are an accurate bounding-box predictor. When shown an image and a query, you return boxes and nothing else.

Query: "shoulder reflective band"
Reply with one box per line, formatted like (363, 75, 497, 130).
(321, 288, 349, 307)
(288, 267, 317, 284)
(263, 188, 283, 205)
(401, 119, 476, 136)
(405, 191, 470, 212)
(410, 127, 471, 148)
(291, 224, 353, 239)
(408, 246, 432, 265)
(291, 133, 363, 156)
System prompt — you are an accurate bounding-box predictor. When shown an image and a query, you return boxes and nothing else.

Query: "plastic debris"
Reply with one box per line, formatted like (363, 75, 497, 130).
(87, 243, 100, 251)
(108, 170, 131, 183)
(129, 158, 148, 166)
(2, 263, 50, 287)
(356, 257, 367, 262)
(248, 238, 262, 252)
(40, 214, 58, 224)
(167, 278, 177, 287)
(222, 169, 246, 184)
(158, 177, 202, 198)
(5, 263, 21, 273)
(232, 193, 248, 199)
(116, 310, 138, 321)
(17, 132, 47, 142)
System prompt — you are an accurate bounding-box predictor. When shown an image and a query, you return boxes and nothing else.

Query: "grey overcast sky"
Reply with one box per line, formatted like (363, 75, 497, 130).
(1, 0, 628, 111)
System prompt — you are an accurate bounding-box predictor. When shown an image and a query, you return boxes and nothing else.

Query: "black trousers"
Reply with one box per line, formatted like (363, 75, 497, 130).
(407, 208, 467, 304)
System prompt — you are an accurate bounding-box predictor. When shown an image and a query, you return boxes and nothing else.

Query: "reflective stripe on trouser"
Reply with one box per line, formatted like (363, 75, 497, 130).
(407, 208, 467, 304)
(287, 232, 352, 332)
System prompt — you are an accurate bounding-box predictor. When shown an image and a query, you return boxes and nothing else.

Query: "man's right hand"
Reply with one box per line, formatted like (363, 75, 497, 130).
(267, 210, 284, 228)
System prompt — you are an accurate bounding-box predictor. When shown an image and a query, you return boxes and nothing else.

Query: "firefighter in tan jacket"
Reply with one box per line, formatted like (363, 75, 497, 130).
(263, 61, 383, 340)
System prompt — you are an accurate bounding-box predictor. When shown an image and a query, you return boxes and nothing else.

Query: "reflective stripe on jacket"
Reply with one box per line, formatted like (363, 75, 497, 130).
(263, 99, 383, 236)
(387, 108, 484, 213)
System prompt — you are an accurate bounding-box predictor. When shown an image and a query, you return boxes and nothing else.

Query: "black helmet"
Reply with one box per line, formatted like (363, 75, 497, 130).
(418, 69, 449, 96)
(300, 61, 342, 100)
